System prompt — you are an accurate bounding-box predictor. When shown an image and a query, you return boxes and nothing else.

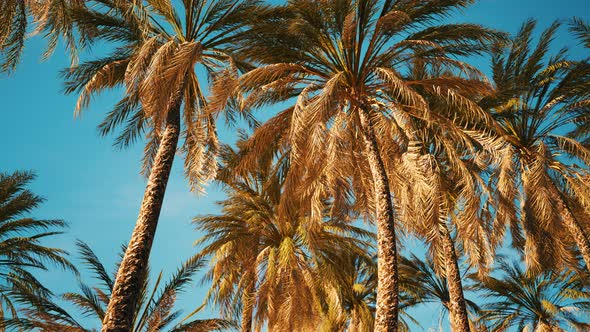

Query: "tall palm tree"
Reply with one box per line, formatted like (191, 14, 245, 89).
(63, 1, 263, 330)
(0, 0, 82, 73)
(7, 241, 231, 332)
(227, 1, 501, 329)
(393, 69, 499, 330)
(0, 170, 74, 324)
(475, 261, 590, 331)
(481, 20, 590, 272)
(195, 143, 374, 332)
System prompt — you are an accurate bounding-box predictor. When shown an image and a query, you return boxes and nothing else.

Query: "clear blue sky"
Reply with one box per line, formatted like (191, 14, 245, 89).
(0, 0, 588, 330)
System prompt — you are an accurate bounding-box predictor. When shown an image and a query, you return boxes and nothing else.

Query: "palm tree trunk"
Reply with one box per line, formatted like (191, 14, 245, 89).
(358, 105, 399, 332)
(549, 184, 590, 272)
(439, 223, 471, 332)
(535, 321, 555, 332)
(101, 105, 181, 332)
(241, 271, 256, 332)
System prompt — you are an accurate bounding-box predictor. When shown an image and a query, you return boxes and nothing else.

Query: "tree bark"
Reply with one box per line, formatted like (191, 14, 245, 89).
(240, 270, 256, 332)
(358, 105, 399, 332)
(101, 105, 181, 332)
(535, 321, 555, 332)
(549, 184, 590, 272)
(439, 223, 471, 332)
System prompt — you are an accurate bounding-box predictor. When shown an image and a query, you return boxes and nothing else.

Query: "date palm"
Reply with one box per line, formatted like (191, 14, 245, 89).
(481, 20, 590, 272)
(475, 261, 590, 331)
(393, 59, 502, 330)
(195, 144, 374, 332)
(0, 170, 74, 325)
(63, 1, 263, 330)
(229, 1, 501, 329)
(0, 0, 82, 73)
(8, 241, 230, 331)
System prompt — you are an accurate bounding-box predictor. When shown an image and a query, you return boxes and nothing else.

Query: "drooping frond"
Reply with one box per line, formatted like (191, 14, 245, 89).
(0, 0, 83, 73)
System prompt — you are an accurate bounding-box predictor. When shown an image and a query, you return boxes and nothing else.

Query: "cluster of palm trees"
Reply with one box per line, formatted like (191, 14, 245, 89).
(2, 0, 590, 331)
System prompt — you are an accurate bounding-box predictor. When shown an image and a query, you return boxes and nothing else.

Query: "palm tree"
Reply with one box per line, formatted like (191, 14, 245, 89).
(0, 0, 81, 73)
(62, 1, 263, 330)
(228, 1, 501, 329)
(8, 241, 231, 332)
(195, 144, 374, 332)
(481, 20, 590, 272)
(0, 170, 74, 325)
(393, 77, 498, 331)
(399, 255, 480, 331)
(475, 261, 590, 331)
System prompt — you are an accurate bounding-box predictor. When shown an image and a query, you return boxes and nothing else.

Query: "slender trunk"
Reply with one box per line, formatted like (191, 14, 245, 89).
(240, 271, 256, 332)
(549, 184, 590, 272)
(101, 105, 181, 332)
(358, 105, 399, 332)
(439, 223, 471, 332)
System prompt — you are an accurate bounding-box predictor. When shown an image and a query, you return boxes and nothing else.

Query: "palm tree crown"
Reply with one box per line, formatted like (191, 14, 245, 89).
(482, 20, 590, 271)
(65, 0, 263, 186)
(195, 143, 373, 332)
(228, 1, 502, 329)
(0, 171, 73, 323)
(476, 261, 590, 331)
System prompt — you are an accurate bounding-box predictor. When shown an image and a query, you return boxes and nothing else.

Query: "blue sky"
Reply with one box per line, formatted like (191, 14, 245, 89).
(1, 0, 589, 330)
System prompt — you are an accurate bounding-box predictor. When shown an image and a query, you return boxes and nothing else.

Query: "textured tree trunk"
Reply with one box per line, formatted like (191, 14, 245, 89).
(535, 321, 554, 332)
(358, 105, 399, 332)
(549, 184, 590, 272)
(439, 223, 471, 332)
(101, 105, 181, 332)
(240, 272, 256, 332)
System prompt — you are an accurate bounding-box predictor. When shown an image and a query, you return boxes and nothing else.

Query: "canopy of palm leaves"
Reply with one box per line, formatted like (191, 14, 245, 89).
(63, 0, 263, 188)
(224, 1, 503, 328)
(393, 58, 502, 273)
(475, 261, 590, 331)
(4, 1, 590, 332)
(231, 0, 502, 220)
(0, 170, 74, 323)
(195, 142, 374, 331)
(0, 0, 81, 73)
(7, 241, 230, 332)
(481, 19, 590, 272)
